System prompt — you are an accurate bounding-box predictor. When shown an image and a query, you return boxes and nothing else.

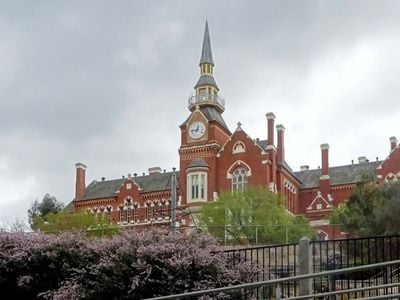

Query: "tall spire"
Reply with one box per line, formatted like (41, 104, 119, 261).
(199, 21, 214, 66)
(188, 21, 224, 114)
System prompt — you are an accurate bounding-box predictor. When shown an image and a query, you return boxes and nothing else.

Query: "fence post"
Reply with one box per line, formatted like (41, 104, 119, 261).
(299, 237, 312, 297)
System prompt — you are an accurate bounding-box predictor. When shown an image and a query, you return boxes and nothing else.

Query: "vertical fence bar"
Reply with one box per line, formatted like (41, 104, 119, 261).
(299, 237, 312, 297)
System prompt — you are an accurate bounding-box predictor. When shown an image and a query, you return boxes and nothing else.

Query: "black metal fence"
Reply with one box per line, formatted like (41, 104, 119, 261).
(311, 235, 400, 298)
(220, 235, 400, 299)
(223, 242, 299, 298)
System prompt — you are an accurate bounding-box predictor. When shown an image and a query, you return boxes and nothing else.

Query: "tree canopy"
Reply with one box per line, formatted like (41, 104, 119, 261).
(34, 211, 119, 237)
(198, 187, 313, 245)
(330, 179, 400, 237)
(28, 193, 64, 230)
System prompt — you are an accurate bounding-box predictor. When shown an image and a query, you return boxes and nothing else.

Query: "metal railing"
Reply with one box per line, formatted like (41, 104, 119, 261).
(188, 92, 225, 110)
(223, 242, 299, 297)
(310, 235, 400, 298)
(145, 260, 400, 300)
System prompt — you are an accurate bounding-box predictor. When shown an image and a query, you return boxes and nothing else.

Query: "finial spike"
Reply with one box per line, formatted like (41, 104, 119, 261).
(199, 21, 214, 66)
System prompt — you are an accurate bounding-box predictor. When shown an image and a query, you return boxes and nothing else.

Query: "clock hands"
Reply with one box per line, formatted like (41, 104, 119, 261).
(190, 125, 200, 133)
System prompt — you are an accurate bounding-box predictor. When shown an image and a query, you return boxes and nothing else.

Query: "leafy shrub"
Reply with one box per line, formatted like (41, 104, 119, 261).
(0, 229, 259, 299)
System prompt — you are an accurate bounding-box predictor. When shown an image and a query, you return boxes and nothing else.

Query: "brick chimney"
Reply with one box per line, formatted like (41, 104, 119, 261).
(276, 124, 285, 164)
(266, 112, 277, 190)
(266, 112, 276, 147)
(320, 144, 330, 196)
(75, 162, 87, 201)
(390, 136, 398, 151)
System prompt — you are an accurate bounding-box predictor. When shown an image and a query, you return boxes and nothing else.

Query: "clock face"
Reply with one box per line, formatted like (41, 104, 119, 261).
(188, 121, 206, 139)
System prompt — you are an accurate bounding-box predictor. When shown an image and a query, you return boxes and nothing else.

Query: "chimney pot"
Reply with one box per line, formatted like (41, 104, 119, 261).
(390, 136, 398, 151)
(358, 156, 368, 163)
(266, 112, 276, 120)
(276, 124, 285, 131)
(134, 173, 137, 177)
(300, 165, 309, 171)
(148, 167, 162, 175)
(101, 177, 105, 181)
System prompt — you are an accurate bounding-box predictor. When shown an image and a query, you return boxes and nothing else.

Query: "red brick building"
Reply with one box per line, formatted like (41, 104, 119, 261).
(73, 23, 400, 239)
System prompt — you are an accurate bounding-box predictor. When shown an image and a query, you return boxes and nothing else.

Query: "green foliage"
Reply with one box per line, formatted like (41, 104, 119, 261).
(198, 187, 313, 244)
(35, 212, 120, 237)
(28, 194, 64, 230)
(330, 180, 400, 237)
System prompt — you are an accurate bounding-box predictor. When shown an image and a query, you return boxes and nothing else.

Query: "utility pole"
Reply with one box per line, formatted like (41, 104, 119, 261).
(171, 167, 177, 232)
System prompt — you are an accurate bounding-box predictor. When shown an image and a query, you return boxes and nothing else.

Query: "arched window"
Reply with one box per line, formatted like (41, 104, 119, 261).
(119, 205, 125, 223)
(232, 167, 248, 192)
(145, 202, 154, 222)
(133, 204, 139, 223)
(105, 206, 112, 221)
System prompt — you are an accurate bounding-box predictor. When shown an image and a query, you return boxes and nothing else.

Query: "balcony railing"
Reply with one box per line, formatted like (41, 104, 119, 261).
(188, 92, 225, 112)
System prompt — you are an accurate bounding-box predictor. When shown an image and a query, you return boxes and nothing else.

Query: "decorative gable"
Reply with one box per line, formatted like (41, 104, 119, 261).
(306, 191, 333, 212)
(232, 141, 246, 154)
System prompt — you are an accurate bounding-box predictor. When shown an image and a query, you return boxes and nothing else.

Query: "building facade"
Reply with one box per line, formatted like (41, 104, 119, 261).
(73, 23, 400, 239)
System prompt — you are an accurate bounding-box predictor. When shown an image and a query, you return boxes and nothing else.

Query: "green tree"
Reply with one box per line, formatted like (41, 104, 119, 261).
(198, 187, 313, 245)
(35, 211, 119, 237)
(28, 193, 64, 230)
(330, 180, 400, 237)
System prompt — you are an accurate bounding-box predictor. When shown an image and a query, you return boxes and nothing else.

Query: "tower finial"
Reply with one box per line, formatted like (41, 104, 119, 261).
(199, 21, 214, 66)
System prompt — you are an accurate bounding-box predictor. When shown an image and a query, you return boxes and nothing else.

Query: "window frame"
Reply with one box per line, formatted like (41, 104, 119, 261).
(187, 172, 208, 202)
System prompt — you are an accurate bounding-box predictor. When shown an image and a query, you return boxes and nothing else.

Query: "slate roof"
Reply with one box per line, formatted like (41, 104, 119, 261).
(81, 171, 179, 201)
(294, 161, 381, 189)
(194, 75, 219, 89)
(200, 106, 229, 131)
(199, 21, 214, 66)
(187, 158, 209, 169)
(181, 106, 230, 132)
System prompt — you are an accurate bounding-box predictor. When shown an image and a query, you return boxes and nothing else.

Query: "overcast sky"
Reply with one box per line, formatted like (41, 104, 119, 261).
(1, 1, 400, 225)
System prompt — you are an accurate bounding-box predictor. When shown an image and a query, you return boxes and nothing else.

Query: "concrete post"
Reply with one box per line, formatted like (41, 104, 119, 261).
(299, 237, 313, 297)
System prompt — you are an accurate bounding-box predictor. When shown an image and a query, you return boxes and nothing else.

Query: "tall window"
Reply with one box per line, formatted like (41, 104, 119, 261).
(146, 203, 153, 221)
(119, 206, 125, 223)
(105, 206, 112, 221)
(161, 201, 167, 219)
(187, 172, 207, 201)
(127, 206, 132, 223)
(232, 167, 248, 192)
(133, 206, 139, 223)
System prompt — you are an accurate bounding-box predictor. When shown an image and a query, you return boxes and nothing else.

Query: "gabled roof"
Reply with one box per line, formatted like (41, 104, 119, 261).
(294, 161, 381, 189)
(81, 172, 179, 201)
(199, 21, 214, 66)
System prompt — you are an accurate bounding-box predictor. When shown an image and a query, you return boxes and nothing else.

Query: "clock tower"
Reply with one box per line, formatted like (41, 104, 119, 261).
(179, 21, 230, 207)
